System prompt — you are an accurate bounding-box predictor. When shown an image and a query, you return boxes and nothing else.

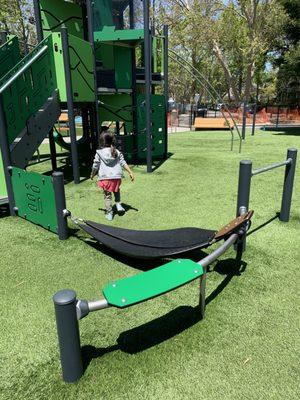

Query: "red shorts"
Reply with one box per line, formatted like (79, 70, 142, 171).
(98, 179, 121, 192)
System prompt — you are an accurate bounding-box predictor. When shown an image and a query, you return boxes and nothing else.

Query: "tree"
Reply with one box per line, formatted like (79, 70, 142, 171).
(275, 0, 300, 103)
(157, 0, 287, 104)
(0, 0, 36, 53)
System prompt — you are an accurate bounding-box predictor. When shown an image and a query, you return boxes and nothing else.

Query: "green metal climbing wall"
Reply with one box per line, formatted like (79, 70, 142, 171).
(40, 0, 84, 39)
(52, 32, 95, 102)
(11, 167, 58, 233)
(0, 35, 57, 145)
(136, 94, 166, 160)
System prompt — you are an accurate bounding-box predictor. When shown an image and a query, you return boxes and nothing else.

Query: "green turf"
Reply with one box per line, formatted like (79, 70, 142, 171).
(0, 129, 299, 400)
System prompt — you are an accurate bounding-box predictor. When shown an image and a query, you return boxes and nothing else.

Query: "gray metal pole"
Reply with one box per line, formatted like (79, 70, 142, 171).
(61, 27, 80, 184)
(242, 102, 247, 140)
(0, 97, 16, 215)
(163, 25, 169, 159)
(143, 0, 152, 173)
(53, 290, 83, 383)
(52, 172, 69, 240)
(129, 0, 135, 28)
(236, 160, 252, 216)
(199, 269, 206, 319)
(251, 103, 257, 136)
(280, 148, 297, 222)
(86, 0, 100, 145)
(33, 0, 43, 43)
(236, 160, 252, 251)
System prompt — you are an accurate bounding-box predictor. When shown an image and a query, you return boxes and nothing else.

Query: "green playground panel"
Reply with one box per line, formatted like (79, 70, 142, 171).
(0, 35, 57, 145)
(103, 259, 203, 308)
(94, 28, 144, 44)
(0, 36, 21, 80)
(136, 94, 166, 158)
(11, 167, 58, 234)
(0, 151, 7, 199)
(99, 93, 134, 133)
(40, 0, 84, 39)
(95, 43, 114, 70)
(52, 33, 95, 102)
(115, 46, 132, 89)
(136, 133, 165, 159)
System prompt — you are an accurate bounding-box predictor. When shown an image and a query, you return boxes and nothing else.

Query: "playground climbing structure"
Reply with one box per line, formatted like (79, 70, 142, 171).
(0, 0, 168, 227)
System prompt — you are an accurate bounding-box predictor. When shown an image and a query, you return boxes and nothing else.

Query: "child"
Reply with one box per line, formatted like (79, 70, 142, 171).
(90, 131, 134, 221)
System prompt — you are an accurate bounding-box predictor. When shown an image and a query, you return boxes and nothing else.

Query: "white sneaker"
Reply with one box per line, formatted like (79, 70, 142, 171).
(105, 212, 113, 221)
(115, 203, 125, 212)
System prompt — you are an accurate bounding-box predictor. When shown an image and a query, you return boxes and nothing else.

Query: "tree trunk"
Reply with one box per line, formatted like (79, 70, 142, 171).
(212, 40, 241, 103)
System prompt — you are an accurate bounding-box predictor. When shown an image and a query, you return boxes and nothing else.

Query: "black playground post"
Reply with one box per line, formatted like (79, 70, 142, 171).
(280, 148, 297, 222)
(86, 0, 100, 145)
(53, 290, 83, 383)
(33, 0, 43, 43)
(0, 97, 16, 215)
(163, 25, 169, 159)
(236, 160, 252, 251)
(52, 172, 69, 240)
(61, 27, 80, 184)
(143, 0, 153, 173)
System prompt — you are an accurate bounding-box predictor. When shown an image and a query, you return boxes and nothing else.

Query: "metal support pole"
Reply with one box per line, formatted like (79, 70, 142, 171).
(129, 0, 135, 28)
(0, 97, 16, 215)
(163, 25, 169, 158)
(251, 103, 257, 136)
(61, 27, 80, 184)
(33, 0, 43, 43)
(199, 268, 206, 319)
(280, 148, 297, 222)
(143, 0, 152, 172)
(86, 0, 100, 146)
(48, 129, 57, 171)
(52, 172, 69, 240)
(242, 102, 247, 140)
(0, 31, 8, 45)
(236, 160, 252, 251)
(53, 290, 83, 383)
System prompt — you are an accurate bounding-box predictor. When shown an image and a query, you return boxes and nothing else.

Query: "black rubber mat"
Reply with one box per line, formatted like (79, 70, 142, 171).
(84, 220, 216, 249)
(80, 224, 214, 259)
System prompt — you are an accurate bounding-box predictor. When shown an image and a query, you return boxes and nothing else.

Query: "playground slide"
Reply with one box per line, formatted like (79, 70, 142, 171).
(53, 130, 90, 155)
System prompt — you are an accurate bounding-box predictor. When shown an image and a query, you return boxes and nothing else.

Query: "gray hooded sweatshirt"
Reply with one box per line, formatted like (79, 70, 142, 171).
(92, 148, 127, 180)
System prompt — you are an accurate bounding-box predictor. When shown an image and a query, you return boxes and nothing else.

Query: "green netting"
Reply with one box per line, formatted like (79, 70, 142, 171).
(0, 36, 21, 80)
(103, 259, 203, 308)
(11, 167, 58, 234)
(0, 35, 57, 145)
(40, 0, 84, 39)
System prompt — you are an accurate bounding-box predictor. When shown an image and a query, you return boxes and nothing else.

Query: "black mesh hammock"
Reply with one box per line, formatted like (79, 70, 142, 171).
(78, 211, 254, 259)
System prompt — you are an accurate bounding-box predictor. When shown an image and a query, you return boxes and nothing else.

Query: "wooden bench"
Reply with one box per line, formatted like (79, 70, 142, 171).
(193, 117, 234, 130)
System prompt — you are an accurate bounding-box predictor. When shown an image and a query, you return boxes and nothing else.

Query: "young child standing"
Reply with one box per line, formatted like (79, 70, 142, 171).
(90, 131, 134, 221)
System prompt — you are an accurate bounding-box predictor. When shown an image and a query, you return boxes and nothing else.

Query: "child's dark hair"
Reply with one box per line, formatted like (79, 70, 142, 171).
(99, 131, 117, 158)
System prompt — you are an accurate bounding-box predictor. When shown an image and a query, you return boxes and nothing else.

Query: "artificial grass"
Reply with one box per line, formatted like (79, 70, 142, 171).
(0, 128, 299, 400)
